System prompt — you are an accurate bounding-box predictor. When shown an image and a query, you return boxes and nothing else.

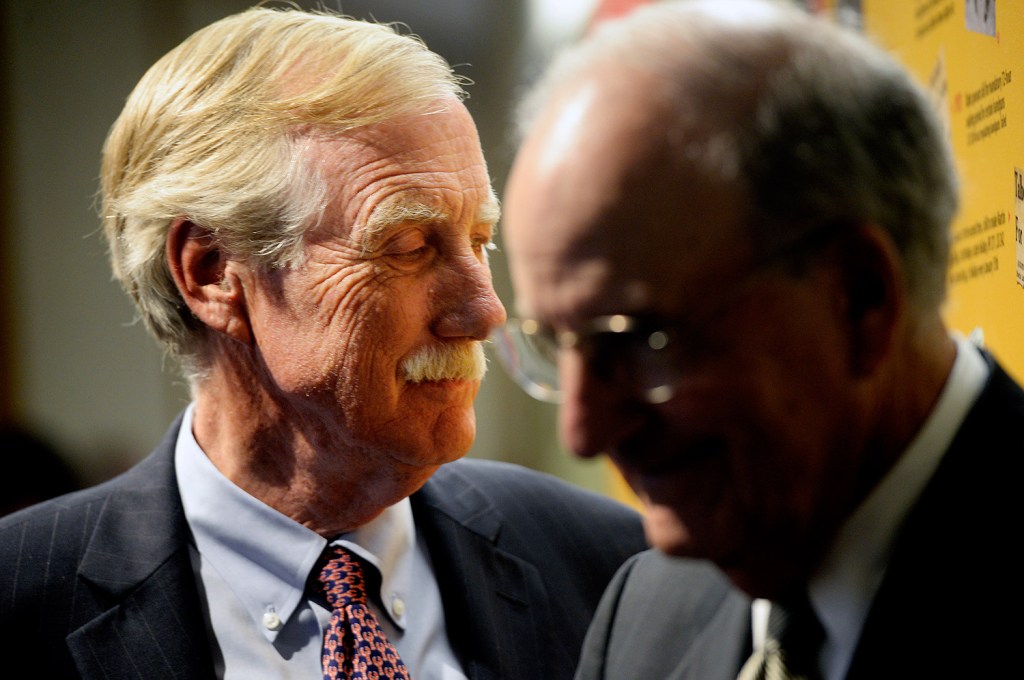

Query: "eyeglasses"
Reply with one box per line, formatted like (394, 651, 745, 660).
(492, 314, 680, 404)
(492, 223, 842, 404)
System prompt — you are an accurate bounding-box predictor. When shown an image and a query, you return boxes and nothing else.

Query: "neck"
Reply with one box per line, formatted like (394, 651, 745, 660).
(733, 320, 957, 599)
(189, 350, 436, 537)
(860, 319, 956, 495)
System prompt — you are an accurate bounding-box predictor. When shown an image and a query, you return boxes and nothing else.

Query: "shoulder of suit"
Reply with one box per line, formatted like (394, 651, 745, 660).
(607, 549, 745, 629)
(435, 457, 636, 511)
(0, 445, 173, 543)
(621, 549, 732, 590)
(424, 458, 645, 548)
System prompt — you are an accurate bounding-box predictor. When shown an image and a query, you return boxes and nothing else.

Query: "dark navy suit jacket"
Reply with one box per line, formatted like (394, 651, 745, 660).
(0, 415, 647, 679)
(575, 355, 1022, 679)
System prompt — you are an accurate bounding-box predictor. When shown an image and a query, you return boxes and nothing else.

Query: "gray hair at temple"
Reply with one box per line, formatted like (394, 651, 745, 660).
(521, 0, 957, 315)
(100, 7, 465, 381)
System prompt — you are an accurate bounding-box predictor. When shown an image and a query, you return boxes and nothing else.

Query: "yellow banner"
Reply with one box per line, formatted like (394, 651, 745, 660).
(863, 0, 1024, 382)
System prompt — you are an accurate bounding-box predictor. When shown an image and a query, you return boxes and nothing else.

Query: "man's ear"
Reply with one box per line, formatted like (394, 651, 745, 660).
(833, 223, 905, 377)
(166, 218, 252, 345)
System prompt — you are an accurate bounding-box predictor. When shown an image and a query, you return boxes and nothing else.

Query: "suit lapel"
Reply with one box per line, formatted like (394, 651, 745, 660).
(672, 587, 751, 680)
(412, 464, 548, 680)
(846, 355, 1023, 678)
(68, 417, 215, 679)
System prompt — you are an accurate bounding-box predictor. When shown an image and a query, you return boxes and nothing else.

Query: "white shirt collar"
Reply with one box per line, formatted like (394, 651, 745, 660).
(175, 404, 416, 641)
(335, 499, 417, 629)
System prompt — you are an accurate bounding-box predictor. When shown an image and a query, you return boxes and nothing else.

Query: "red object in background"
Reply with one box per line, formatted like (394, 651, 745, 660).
(588, 0, 654, 29)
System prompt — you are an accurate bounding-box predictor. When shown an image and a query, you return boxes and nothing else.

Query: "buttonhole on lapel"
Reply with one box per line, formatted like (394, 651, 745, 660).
(497, 589, 529, 607)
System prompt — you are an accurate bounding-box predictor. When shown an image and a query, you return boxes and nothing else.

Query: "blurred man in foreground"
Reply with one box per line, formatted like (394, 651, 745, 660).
(0, 8, 645, 678)
(499, 0, 1019, 677)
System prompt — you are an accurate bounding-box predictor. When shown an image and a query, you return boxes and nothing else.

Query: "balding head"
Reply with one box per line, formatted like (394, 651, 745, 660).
(515, 0, 956, 314)
(501, 0, 959, 596)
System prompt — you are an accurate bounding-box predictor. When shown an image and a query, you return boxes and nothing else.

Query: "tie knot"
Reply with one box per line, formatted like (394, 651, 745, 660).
(317, 546, 369, 609)
(765, 595, 824, 676)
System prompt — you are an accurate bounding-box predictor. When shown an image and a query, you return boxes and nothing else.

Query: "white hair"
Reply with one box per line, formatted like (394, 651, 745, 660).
(101, 7, 466, 380)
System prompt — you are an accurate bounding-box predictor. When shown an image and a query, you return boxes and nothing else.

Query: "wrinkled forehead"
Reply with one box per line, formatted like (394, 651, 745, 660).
(303, 100, 496, 242)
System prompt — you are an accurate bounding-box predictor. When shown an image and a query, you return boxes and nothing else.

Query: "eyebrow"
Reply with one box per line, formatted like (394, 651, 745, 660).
(359, 192, 502, 256)
(477, 192, 501, 228)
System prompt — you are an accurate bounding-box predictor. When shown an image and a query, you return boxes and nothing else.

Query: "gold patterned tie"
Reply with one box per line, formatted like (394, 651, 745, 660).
(315, 546, 412, 680)
(736, 596, 824, 680)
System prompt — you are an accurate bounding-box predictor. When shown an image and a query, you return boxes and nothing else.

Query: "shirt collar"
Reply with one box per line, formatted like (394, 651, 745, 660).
(807, 333, 988, 678)
(335, 497, 416, 629)
(175, 404, 415, 640)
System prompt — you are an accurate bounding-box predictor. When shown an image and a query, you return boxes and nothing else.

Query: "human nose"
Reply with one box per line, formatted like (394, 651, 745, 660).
(433, 252, 507, 341)
(558, 349, 646, 459)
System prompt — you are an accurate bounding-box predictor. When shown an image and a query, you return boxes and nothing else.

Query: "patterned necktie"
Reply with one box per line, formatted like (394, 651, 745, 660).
(315, 546, 412, 680)
(736, 596, 824, 680)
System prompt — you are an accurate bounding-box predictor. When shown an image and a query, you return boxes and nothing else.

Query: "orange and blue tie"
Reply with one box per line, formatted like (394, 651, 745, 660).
(315, 547, 412, 680)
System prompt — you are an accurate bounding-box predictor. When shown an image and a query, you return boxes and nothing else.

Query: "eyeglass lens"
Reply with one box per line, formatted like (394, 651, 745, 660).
(493, 318, 678, 404)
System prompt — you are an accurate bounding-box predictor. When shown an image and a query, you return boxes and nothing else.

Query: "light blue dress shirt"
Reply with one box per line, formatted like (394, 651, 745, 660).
(175, 404, 468, 679)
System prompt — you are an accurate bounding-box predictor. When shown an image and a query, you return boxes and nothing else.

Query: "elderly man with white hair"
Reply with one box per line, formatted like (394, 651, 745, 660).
(0, 8, 645, 679)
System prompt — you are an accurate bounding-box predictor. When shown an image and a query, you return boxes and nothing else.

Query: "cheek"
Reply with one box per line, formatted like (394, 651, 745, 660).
(394, 381, 480, 460)
(323, 276, 423, 389)
(254, 266, 411, 395)
(719, 293, 851, 450)
(719, 357, 857, 536)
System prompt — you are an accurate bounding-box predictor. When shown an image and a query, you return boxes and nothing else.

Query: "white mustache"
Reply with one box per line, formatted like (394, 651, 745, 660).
(400, 342, 487, 383)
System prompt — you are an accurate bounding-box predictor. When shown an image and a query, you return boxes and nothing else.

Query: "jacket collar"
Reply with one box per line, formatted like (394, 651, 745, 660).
(412, 460, 550, 680)
(69, 414, 216, 679)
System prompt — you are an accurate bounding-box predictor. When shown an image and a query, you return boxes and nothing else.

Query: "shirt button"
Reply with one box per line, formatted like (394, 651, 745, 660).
(263, 611, 283, 631)
(392, 596, 406, 618)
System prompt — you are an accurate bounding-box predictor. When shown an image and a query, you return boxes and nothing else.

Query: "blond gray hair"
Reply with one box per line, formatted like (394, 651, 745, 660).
(100, 7, 465, 378)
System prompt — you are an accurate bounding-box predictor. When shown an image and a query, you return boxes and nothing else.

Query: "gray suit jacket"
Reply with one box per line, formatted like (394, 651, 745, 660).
(576, 355, 1022, 679)
(0, 415, 647, 679)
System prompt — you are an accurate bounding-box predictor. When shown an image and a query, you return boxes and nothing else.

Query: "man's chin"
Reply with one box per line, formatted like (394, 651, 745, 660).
(641, 504, 696, 557)
(642, 504, 796, 597)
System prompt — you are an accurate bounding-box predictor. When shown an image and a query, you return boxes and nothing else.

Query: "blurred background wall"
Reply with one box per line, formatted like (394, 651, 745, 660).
(0, 0, 617, 499)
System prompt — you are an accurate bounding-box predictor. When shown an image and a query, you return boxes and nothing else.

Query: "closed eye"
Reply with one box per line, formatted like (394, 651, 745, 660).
(382, 228, 435, 262)
(392, 244, 432, 259)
